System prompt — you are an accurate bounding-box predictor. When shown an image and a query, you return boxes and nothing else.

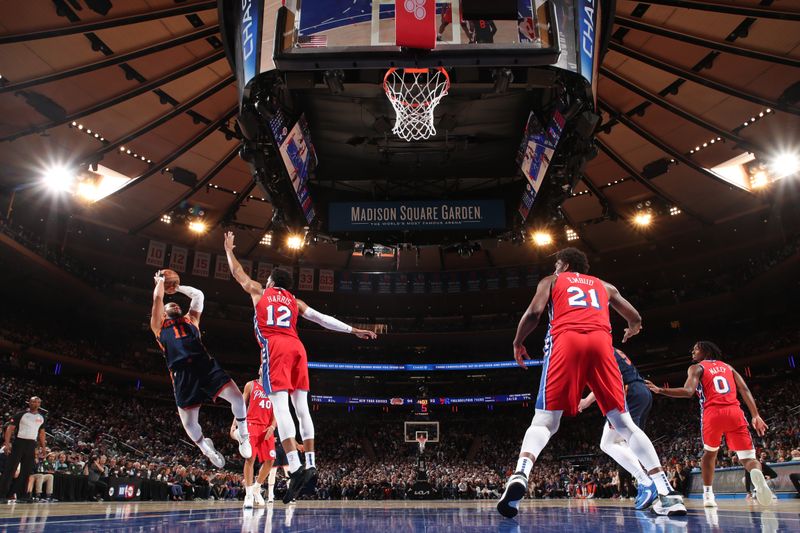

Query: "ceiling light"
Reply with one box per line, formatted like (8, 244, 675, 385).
(160, 214, 172, 224)
(77, 124, 84, 130)
(41, 165, 75, 193)
(770, 152, 799, 178)
(188, 220, 207, 233)
(633, 212, 653, 226)
(260, 233, 272, 246)
(565, 228, 579, 242)
(750, 171, 769, 189)
(531, 231, 553, 246)
(669, 206, 681, 216)
(286, 234, 304, 250)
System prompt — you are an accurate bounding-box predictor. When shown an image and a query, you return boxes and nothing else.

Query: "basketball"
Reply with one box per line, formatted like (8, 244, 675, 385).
(161, 269, 180, 294)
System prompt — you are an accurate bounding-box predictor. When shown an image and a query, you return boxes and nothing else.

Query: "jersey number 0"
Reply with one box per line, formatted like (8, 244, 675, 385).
(265, 305, 292, 328)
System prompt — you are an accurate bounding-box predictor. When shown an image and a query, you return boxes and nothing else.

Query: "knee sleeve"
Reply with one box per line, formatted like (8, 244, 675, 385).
(520, 409, 562, 459)
(270, 391, 297, 443)
(290, 389, 315, 441)
(216, 381, 247, 421)
(606, 409, 661, 472)
(177, 407, 203, 443)
(599, 423, 620, 455)
(736, 449, 756, 460)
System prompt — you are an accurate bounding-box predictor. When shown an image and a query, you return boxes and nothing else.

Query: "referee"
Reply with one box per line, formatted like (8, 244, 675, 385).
(0, 396, 47, 502)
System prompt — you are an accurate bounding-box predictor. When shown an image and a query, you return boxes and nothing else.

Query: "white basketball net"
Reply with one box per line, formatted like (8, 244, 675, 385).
(384, 68, 450, 141)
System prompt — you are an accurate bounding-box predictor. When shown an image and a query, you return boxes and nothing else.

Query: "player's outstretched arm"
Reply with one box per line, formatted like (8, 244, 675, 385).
(150, 272, 165, 336)
(733, 369, 768, 436)
(296, 299, 377, 339)
(223, 231, 263, 298)
(512, 276, 554, 369)
(176, 284, 204, 325)
(605, 283, 642, 343)
(646, 364, 701, 398)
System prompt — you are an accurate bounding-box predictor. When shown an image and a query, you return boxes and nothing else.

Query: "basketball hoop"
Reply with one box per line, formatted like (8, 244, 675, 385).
(415, 433, 428, 453)
(383, 67, 450, 141)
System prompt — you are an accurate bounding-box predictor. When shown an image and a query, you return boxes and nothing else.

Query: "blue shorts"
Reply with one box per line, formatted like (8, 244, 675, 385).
(170, 357, 232, 409)
(625, 381, 652, 429)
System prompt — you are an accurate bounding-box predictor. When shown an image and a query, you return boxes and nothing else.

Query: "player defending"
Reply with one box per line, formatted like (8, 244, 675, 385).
(150, 272, 252, 468)
(578, 348, 658, 510)
(224, 231, 377, 503)
(231, 366, 277, 509)
(497, 248, 685, 518)
(645, 341, 772, 507)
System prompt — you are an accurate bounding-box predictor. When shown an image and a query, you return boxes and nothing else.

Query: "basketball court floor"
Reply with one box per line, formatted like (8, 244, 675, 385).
(0, 499, 797, 532)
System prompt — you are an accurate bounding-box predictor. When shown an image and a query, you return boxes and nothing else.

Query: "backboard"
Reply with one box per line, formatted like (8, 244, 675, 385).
(404, 421, 440, 443)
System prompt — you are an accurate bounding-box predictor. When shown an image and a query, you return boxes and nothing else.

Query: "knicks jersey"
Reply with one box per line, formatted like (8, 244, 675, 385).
(548, 273, 611, 336)
(254, 287, 300, 342)
(696, 360, 740, 410)
(247, 380, 274, 426)
(614, 349, 644, 385)
(157, 316, 209, 368)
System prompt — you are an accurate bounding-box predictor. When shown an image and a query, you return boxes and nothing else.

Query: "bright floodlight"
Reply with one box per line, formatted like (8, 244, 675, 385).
(750, 171, 769, 189)
(633, 212, 653, 226)
(771, 153, 800, 178)
(532, 231, 553, 246)
(188, 220, 207, 233)
(286, 234, 304, 250)
(42, 165, 74, 193)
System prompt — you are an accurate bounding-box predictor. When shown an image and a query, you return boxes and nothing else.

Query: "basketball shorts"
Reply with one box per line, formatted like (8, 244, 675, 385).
(259, 336, 309, 394)
(702, 405, 754, 452)
(536, 329, 626, 417)
(626, 381, 653, 429)
(170, 356, 232, 409)
(248, 423, 277, 463)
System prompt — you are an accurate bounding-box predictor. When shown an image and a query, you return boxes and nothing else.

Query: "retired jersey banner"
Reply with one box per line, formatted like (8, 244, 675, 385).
(357, 272, 374, 293)
(168, 246, 188, 273)
(395, 0, 436, 49)
(239, 259, 253, 278)
(412, 273, 426, 294)
(192, 252, 211, 277)
(337, 271, 354, 292)
(394, 273, 409, 294)
(255, 262, 272, 285)
(145, 240, 166, 268)
(329, 200, 506, 232)
(377, 274, 392, 294)
(214, 255, 231, 280)
(319, 269, 334, 293)
(298, 268, 315, 291)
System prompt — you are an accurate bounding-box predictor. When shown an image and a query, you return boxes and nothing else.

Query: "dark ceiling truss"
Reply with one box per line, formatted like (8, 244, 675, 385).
(632, 0, 800, 21)
(130, 146, 241, 234)
(594, 136, 711, 225)
(613, 16, 800, 69)
(608, 42, 800, 117)
(212, 181, 259, 232)
(578, 175, 618, 219)
(1, 51, 226, 143)
(599, 100, 757, 199)
(109, 106, 238, 200)
(599, 67, 764, 154)
(88, 76, 234, 161)
(0, 26, 221, 95)
(0, 1, 217, 45)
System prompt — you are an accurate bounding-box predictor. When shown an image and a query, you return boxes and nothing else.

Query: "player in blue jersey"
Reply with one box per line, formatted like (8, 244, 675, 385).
(578, 348, 658, 510)
(150, 271, 252, 468)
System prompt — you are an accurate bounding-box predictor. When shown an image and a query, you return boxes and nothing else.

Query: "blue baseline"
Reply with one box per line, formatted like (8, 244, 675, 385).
(307, 359, 544, 371)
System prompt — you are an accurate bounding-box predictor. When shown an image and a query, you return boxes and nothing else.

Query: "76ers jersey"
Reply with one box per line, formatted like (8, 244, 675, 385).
(157, 316, 208, 368)
(247, 380, 274, 427)
(254, 287, 300, 341)
(548, 273, 611, 336)
(696, 360, 739, 411)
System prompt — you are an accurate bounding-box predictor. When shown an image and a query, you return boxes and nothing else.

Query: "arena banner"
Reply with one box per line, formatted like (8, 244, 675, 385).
(393, 272, 409, 294)
(577, 0, 602, 100)
(308, 360, 543, 371)
(412, 273, 426, 294)
(192, 251, 210, 277)
(223, 0, 265, 106)
(255, 261, 272, 285)
(309, 392, 535, 405)
(429, 272, 442, 293)
(485, 269, 500, 290)
(357, 272, 374, 293)
(103, 477, 142, 501)
(466, 270, 481, 292)
(298, 267, 314, 291)
(328, 200, 506, 232)
(145, 240, 166, 268)
(337, 271, 354, 292)
(168, 246, 188, 273)
(444, 272, 462, 294)
(318, 269, 334, 293)
(274, 112, 317, 224)
(377, 273, 392, 294)
(240, 259, 253, 278)
(214, 255, 231, 280)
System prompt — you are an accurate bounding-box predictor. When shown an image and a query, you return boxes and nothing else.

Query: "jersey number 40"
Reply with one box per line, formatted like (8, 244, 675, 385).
(265, 305, 292, 328)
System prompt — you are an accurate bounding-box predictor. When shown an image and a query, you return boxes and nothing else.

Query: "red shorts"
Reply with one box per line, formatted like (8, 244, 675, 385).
(442, 6, 453, 24)
(536, 330, 626, 417)
(249, 423, 277, 463)
(702, 405, 753, 451)
(260, 335, 309, 393)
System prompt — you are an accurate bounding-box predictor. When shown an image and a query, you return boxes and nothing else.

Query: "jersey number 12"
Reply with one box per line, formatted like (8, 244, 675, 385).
(265, 305, 292, 328)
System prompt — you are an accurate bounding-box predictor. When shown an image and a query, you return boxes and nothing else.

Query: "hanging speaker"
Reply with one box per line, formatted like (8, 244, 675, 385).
(461, 0, 518, 20)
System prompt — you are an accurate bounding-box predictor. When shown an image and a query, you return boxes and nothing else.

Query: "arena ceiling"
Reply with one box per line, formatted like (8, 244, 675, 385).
(0, 0, 798, 270)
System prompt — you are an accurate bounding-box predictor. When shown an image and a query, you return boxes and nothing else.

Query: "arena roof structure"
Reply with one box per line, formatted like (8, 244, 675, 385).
(0, 0, 798, 271)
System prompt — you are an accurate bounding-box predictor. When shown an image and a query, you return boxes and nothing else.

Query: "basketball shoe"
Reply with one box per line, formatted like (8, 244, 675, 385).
(202, 438, 225, 468)
(497, 472, 528, 518)
(233, 428, 252, 460)
(635, 482, 658, 510)
(651, 491, 687, 516)
(252, 483, 266, 506)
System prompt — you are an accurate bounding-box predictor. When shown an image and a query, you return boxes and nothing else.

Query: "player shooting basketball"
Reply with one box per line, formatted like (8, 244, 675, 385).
(224, 231, 377, 503)
(150, 270, 252, 468)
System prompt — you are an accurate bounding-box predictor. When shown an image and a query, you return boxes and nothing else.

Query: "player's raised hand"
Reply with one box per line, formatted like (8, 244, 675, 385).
(644, 380, 661, 394)
(513, 343, 530, 370)
(622, 324, 641, 343)
(751, 415, 768, 436)
(353, 328, 377, 340)
(223, 231, 236, 252)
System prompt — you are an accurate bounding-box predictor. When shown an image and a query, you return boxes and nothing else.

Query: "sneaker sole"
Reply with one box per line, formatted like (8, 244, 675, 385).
(497, 480, 527, 518)
(751, 470, 773, 506)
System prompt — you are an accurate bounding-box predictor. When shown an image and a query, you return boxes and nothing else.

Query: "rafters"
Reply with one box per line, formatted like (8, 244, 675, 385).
(632, 0, 800, 21)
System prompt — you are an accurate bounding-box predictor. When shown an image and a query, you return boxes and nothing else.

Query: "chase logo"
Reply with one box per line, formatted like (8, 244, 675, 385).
(579, 0, 597, 85)
(239, 0, 259, 85)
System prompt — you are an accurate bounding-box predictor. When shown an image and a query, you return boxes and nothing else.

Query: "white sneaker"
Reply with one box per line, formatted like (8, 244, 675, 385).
(202, 438, 225, 468)
(252, 483, 265, 506)
(703, 492, 717, 508)
(243, 492, 254, 509)
(750, 470, 773, 506)
(652, 491, 687, 516)
(233, 429, 252, 460)
(497, 472, 528, 518)
(267, 491, 274, 503)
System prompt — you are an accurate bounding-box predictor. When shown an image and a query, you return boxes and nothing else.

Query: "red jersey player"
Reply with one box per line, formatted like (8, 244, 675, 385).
(646, 341, 772, 507)
(224, 231, 377, 504)
(497, 247, 686, 518)
(231, 366, 277, 509)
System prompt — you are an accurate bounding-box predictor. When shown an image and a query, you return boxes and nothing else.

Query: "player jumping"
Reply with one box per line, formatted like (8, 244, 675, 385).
(150, 272, 252, 468)
(578, 348, 658, 510)
(224, 231, 377, 503)
(646, 341, 773, 507)
(497, 247, 686, 518)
